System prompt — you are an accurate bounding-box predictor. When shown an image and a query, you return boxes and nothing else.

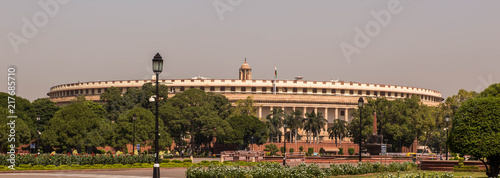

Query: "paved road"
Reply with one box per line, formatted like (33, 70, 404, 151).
(0, 168, 188, 178)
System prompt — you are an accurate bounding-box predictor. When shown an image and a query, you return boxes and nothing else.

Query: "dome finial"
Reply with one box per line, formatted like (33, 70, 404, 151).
(245, 58, 246, 63)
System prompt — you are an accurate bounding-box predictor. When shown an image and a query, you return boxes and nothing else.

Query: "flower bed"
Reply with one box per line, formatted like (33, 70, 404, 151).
(0, 153, 154, 166)
(186, 162, 418, 178)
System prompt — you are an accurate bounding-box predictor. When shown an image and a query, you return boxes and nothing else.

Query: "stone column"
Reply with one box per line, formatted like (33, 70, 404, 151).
(324, 108, 329, 131)
(259, 106, 262, 118)
(303, 107, 307, 117)
(345, 108, 349, 122)
(335, 108, 338, 120)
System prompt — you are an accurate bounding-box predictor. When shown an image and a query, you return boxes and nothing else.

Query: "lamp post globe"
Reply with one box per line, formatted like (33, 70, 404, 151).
(133, 114, 137, 155)
(151, 53, 164, 178)
(358, 97, 364, 162)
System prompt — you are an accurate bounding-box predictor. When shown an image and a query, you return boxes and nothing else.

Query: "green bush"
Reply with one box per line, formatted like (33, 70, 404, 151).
(186, 161, 418, 177)
(162, 159, 170, 163)
(319, 147, 325, 155)
(264, 144, 279, 156)
(339, 148, 344, 155)
(289, 148, 294, 153)
(348, 148, 355, 155)
(183, 159, 192, 163)
(307, 147, 314, 156)
(280, 147, 285, 154)
(299, 146, 304, 152)
(172, 160, 182, 163)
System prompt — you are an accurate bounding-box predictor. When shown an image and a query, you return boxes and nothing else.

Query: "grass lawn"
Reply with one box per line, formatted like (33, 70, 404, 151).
(334, 170, 487, 178)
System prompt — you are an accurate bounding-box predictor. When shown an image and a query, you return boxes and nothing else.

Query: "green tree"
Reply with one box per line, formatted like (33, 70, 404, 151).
(304, 111, 327, 143)
(479, 83, 500, 98)
(114, 107, 172, 151)
(448, 96, 500, 177)
(219, 115, 268, 149)
(328, 119, 347, 146)
(0, 92, 36, 143)
(284, 110, 304, 143)
(100, 86, 126, 121)
(163, 88, 231, 152)
(32, 98, 59, 132)
(0, 107, 31, 152)
(230, 96, 257, 117)
(42, 99, 106, 151)
(265, 108, 284, 143)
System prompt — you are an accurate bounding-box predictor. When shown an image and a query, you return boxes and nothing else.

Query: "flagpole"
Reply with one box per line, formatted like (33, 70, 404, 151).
(273, 66, 277, 95)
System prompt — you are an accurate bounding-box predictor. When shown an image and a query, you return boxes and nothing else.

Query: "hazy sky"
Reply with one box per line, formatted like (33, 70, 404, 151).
(2, 0, 499, 101)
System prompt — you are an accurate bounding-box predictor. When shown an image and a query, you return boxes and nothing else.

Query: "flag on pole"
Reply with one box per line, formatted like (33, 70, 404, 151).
(274, 66, 277, 78)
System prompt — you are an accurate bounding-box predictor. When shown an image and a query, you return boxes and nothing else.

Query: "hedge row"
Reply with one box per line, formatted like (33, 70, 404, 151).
(0, 162, 193, 171)
(186, 162, 418, 178)
(0, 153, 155, 166)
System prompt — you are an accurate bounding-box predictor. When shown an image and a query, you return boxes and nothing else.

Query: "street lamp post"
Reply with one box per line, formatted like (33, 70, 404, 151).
(283, 124, 287, 166)
(445, 114, 450, 160)
(152, 53, 164, 178)
(133, 114, 137, 155)
(37, 115, 40, 155)
(358, 97, 364, 162)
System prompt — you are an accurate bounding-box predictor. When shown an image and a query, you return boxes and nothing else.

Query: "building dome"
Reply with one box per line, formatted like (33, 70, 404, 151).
(240, 59, 251, 69)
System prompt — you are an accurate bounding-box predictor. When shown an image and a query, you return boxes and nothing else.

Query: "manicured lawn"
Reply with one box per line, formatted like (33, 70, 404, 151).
(335, 170, 487, 178)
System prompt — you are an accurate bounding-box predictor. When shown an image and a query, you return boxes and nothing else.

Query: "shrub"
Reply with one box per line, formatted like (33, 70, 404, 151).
(161, 159, 170, 163)
(183, 159, 192, 163)
(339, 148, 344, 155)
(97, 149, 106, 154)
(172, 160, 182, 163)
(299, 146, 304, 152)
(307, 147, 314, 156)
(319, 147, 325, 155)
(280, 147, 285, 154)
(348, 148, 355, 155)
(289, 148, 294, 153)
(264, 144, 279, 156)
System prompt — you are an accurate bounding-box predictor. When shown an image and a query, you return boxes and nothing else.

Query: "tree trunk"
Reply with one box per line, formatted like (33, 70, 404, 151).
(487, 156, 500, 178)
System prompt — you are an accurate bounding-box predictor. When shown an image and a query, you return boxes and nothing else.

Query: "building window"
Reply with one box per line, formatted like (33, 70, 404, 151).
(180, 87, 185, 91)
(380, 91, 385, 96)
(75, 90, 79, 95)
(332, 89, 336, 94)
(374, 91, 378, 96)
(340, 111, 345, 116)
(98, 89, 101, 93)
(210, 87, 215, 91)
(262, 87, 267, 92)
(340, 89, 345, 94)
(395, 92, 398, 97)
(388, 92, 391, 97)
(86, 89, 89, 94)
(251, 87, 256, 92)
(358, 90, 362, 95)
(322, 89, 326, 94)
(313, 88, 317, 93)
(282, 88, 287, 92)
(200, 86, 205, 91)
(92, 89, 95, 94)
(220, 86, 225, 91)
(293, 88, 298, 93)
(303, 88, 308, 93)
(366, 91, 370, 95)
(231, 87, 235, 92)
(241, 87, 246, 92)
(190, 86, 194, 89)
(349, 90, 353, 95)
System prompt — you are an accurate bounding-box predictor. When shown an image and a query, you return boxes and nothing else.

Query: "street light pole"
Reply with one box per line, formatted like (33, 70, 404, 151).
(37, 115, 40, 155)
(445, 114, 450, 160)
(358, 97, 364, 162)
(152, 53, 164, 178)
(283, 124, 287, 166)
(133, 114, 137, 155)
